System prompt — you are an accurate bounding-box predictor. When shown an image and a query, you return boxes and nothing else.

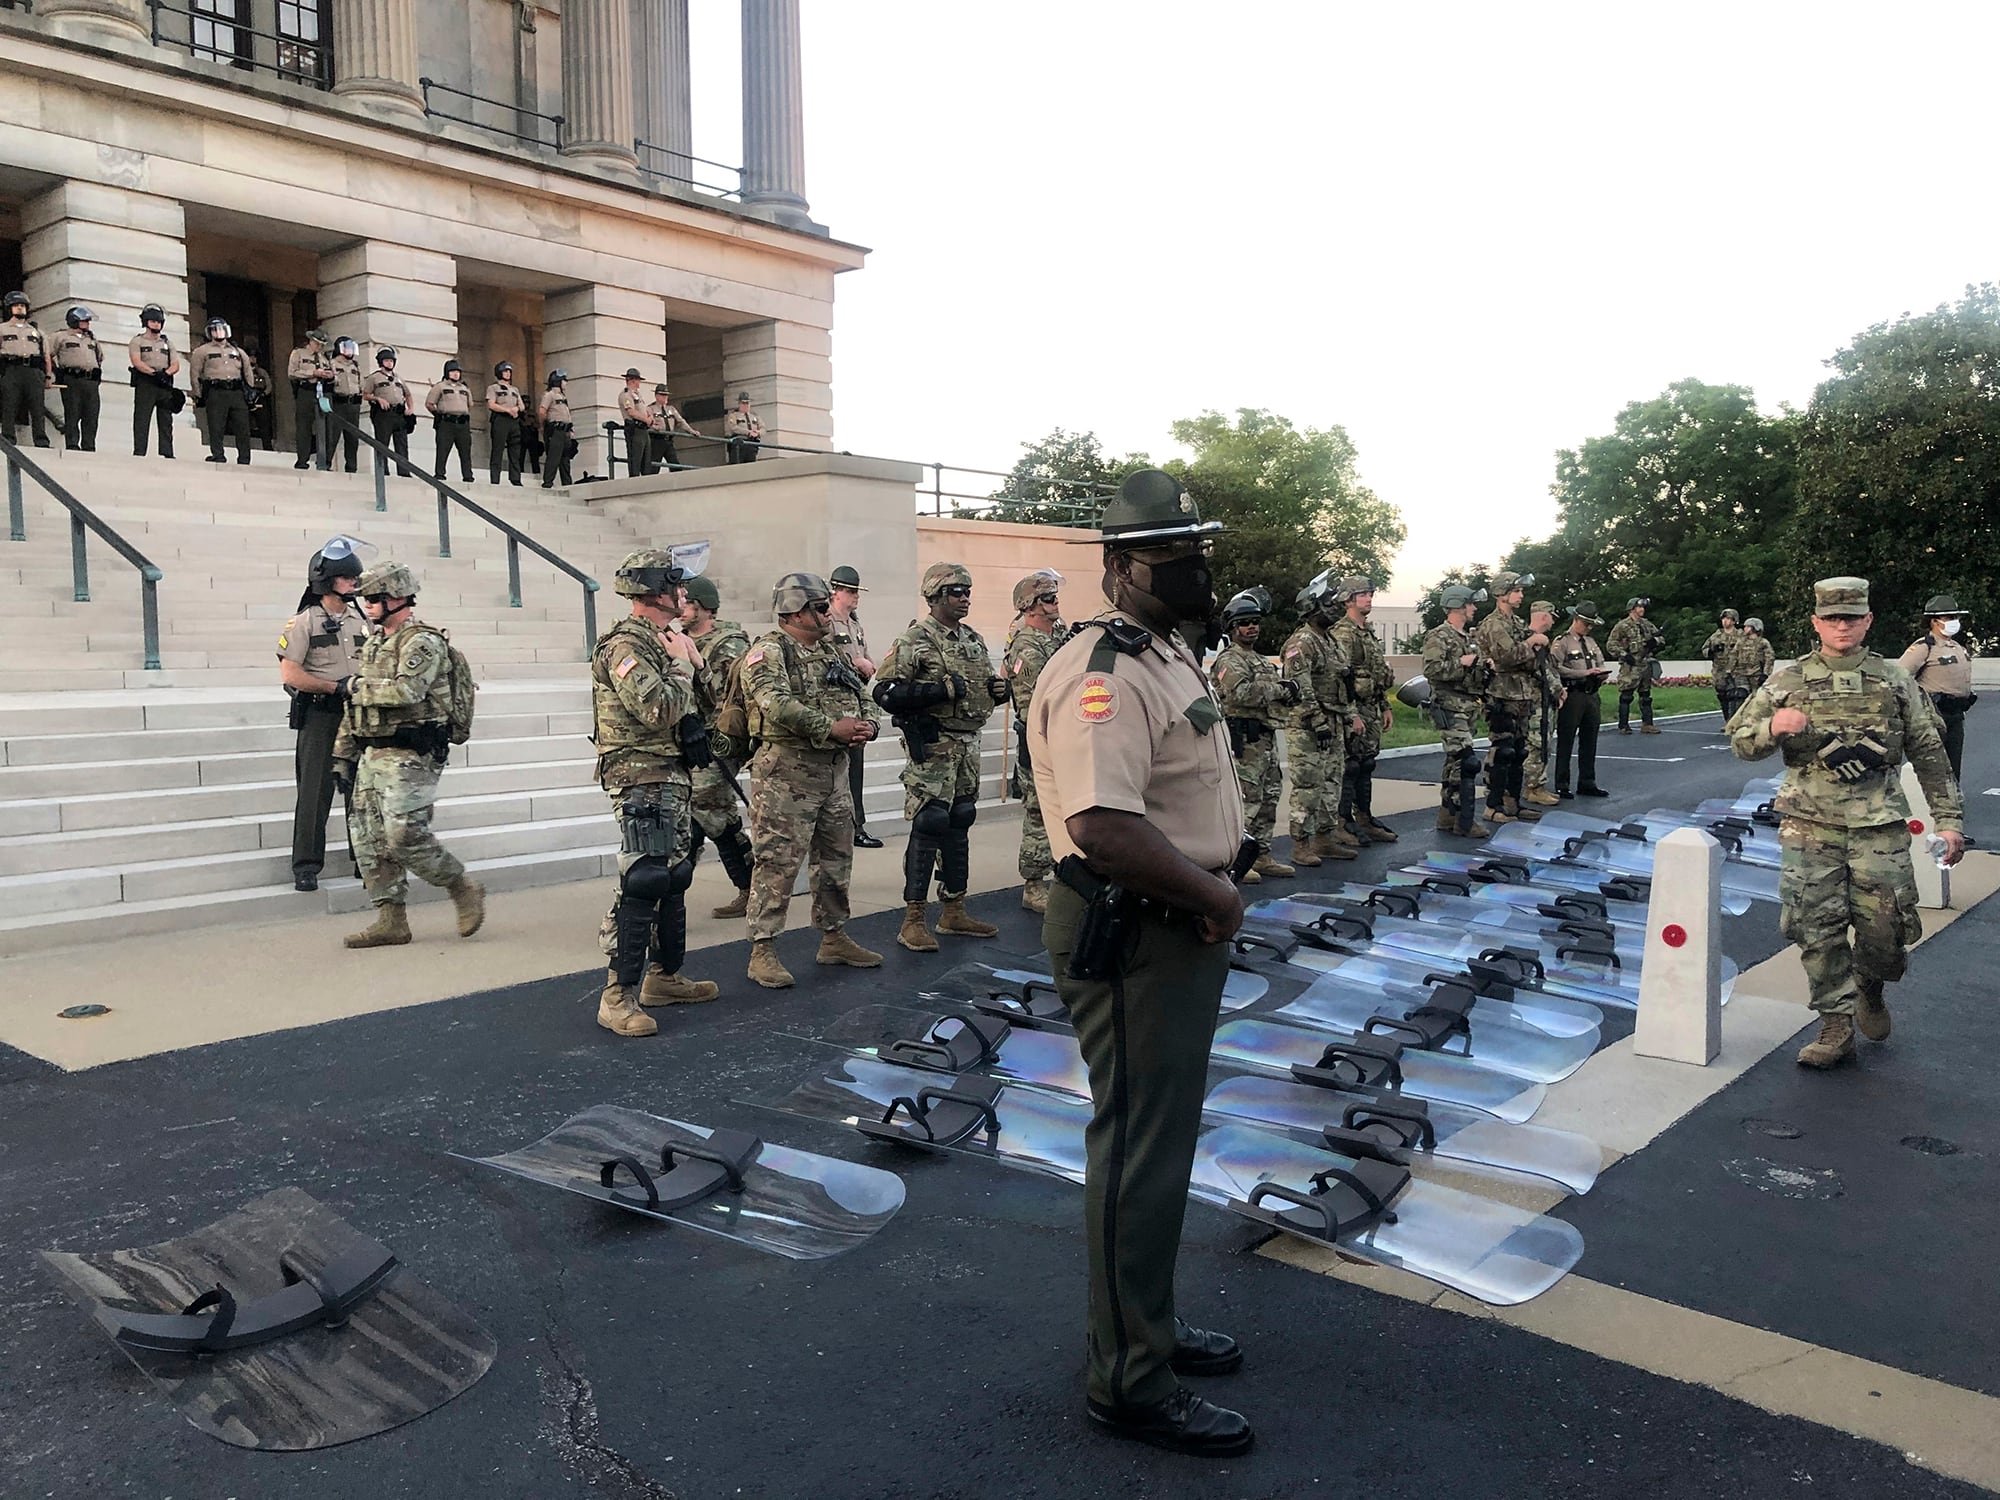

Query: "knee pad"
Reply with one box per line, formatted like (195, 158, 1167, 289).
(948, 796, 977, 830)
(622, 853, 693, 902)
(913, 799, 952, 837)
(1458, 748, 1484, 779)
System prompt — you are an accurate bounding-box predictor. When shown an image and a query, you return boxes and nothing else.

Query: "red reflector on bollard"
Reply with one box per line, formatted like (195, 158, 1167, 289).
(1909, 819, 1925, 835)
(1662, 924, 1687, 948)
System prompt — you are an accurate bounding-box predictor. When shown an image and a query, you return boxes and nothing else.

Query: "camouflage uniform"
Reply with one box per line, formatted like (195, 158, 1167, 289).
(1331, 602, 1395, 836)
(1475, 595, 1540, 816)
(1606, 610, 1666, 730)
(741, 626, 876, 940)
(1005, 617, 1062, 883)
(1721, 628, 1776, 725)
(1702, 618, 1741, 717)
(1211, 639, 1291, 855)
(687, 612, 755, 896)
(1279, 619, 1349, 852)
(1521, 607, 1565, 796)
(1730, 578, 1962, 1065)
(1420, 612, 1487, 829)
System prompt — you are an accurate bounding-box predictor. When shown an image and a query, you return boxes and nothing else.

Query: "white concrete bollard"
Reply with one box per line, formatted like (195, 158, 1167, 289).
(1899, 762, 1949, 910)
(1633, 827, 1722, 1066)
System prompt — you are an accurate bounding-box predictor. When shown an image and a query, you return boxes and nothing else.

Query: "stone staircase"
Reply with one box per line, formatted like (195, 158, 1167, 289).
(0, 450, 1009, 956)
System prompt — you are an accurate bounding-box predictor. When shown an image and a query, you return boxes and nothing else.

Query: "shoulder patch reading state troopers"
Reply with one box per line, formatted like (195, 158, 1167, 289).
(614, 654, 639, 680)
(1077, 675, 1119, 723)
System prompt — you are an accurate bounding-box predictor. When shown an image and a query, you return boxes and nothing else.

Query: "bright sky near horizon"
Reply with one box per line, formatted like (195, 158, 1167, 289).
(690, 2, 2000, 603)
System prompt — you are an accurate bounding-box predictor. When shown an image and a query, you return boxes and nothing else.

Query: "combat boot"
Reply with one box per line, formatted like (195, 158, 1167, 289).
(897, 901, 940, 952)
(447, 876, 486, 938)
(711, 887, 749, 920)
(816, 929, 884, 968)
(1290, 835, 1323, 868)
(1796, 1013, 1857, 1068)
(1252, 853, 1295, 879)
(1450, 817, 1493, 839)
(1436, 806, 1457, 833)
(1640, 724, 1661, 735)
(938, 898, 1000, 938)
(1525, 787, 1562, 807)
(1856, 981, 1892, 1042)
(747, 939, 795, 989)
(1022, 879, 1050, 915)
(1318, 835, 1358, 862)
(1328, 824, 1361, 849)
(598, 979, 658, 1037)
(1362, 818, 1399, 843)
(1486, 805, 1518, 825)
(640, 968, 720, 1006)
(1504, 797, 1540, 823)
(1241, 866, 1262, 884)
(344, 903, 411, 949)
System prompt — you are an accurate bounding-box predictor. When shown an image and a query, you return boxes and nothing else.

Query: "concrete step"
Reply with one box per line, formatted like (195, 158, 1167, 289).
(0, 707, 590, 767)
(0, 659, 590, 691)
(0, 681, 587, 736)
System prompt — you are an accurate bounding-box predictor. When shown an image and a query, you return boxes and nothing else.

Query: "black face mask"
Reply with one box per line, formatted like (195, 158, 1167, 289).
(1141, 554, 1215, 623)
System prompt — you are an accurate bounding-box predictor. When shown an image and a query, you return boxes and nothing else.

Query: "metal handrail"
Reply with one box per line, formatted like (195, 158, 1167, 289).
(146, 0, 332, 89)
(419, 76, 564, 148)
(331, 414, 600, 656)
(2, 434, 164, 670)
(633, 139, 743, 200)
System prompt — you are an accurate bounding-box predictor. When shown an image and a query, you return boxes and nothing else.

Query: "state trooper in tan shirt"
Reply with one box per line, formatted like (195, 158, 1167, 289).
(538, 369, 575, 488)
(0, 289, 51, 448)
(484, 361, 525, 486)
(424, 358, 475, 482)
(50, 306, 105, 452)
(128, 303, 180, 458)
(189, 317, 253, 465)
(362, 347, 414, 476)
(287, 327, 335, 469)
(616, 368, 657, 476)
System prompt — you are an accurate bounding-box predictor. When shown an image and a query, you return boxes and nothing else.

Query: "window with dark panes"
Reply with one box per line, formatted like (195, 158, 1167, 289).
(276, 0, 334, 87)
(191, 0, 251, 67)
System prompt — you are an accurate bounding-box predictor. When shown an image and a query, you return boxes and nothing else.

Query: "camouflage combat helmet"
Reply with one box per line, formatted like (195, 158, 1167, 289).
(1720, 607, 1740, 622)
(357, 561, 419, 599)
(1744, 617, 1765, 633)
(1088, 468, 1224, 548)
(1012, 568, 1064, 613)
(1221, 586, 1272, 625)
(922, 562, 973, 599)
(682, 575, 721, 612)
(1438, 583, 1486, 611)
(614, 549, 685, 599)
(1302, 569, 1339, 613)
(1339, 575, 1375, 600)
(1490, 571, 1533, 596)
(772, 571, 832, 615)
(1529, 599, 1557, 618)
(1626, 596, 1650, 611)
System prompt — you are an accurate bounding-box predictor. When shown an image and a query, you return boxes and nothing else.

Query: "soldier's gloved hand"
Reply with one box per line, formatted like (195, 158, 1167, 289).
(945, 671, 969, 703)
(1278, 678, 1303, 705)
(1314, 728, 1334, 751)
(335, 675, 357, 698)
(988, 675, 1010, 703)
(1459, 652, 1479, 668)
(332, 760, 355, 795)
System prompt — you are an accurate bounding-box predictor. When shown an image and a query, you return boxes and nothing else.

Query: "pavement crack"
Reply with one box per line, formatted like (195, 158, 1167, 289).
(536, 1312, 677, 1500)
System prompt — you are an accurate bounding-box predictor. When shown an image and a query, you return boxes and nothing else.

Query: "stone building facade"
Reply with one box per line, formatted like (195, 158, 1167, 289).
(0, 0, 855, 474)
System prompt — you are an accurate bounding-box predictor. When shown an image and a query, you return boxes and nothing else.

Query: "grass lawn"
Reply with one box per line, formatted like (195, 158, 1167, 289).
(1379, 684, 1723, 751)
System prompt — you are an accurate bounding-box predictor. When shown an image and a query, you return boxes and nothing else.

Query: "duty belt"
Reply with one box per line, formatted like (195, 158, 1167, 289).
(436, 412, 470, 423)
(0, 354, 38, 366)
(205, 378, 246, 390)
(57, 367, 101, 381)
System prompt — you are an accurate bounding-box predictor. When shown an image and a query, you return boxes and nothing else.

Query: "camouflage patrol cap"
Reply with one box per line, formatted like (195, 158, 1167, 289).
(922, 562, 973, 599)
(1571, 601, 1604, 623)
(1720, 608, 1740, 622)
(357, 561, 419, 599)
(613, 548, 684, 599)
(1088, 468, 1224, 549)
(1012, 568, 1064, 612)
(1813, 576, 1870, 618)
(1923, 593, 1967, 617)
(1529, 599, 1556, 617)
(682, 575, 720, 611)
(773, 571, 832, 615)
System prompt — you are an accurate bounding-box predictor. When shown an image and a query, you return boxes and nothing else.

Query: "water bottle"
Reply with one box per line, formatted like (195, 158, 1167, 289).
(1925, 835, 1952, 870)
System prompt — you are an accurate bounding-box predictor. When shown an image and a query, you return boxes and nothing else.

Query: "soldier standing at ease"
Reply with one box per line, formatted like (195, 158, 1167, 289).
(485, 362, 526, 485)
(827, 566, 882, 848)
(1211, 586, 1300, 881)
(1740, 617, 1776, 686)
(334, 561, 486, 949)
(278, 540, 369, 892)
(129, 303, 180, 459)
(1607, 596, 1666, 733)
(362, 347, 415, 476)
(724, 391, 763, 463)
(0, 290, 52, 447)
(1703, 609, 1742, 720)
(648, 384, 696, 471)
(1419, 584, 1490, 836)
(679, 574, 757, 920)
(326, 337, 364, 472)
(1331, 576, 1399, 845)
(288, 327, 335, 469)
(189, 317, 253, 465)
(1550, 602, 1611, 798)
(1475, 570, 1548, 823)
(1280, 573, 1360, 865)
(873, 562, 1010, 951)
(739, 571, 883, 989)
(539, 369, 575, 488)
(1900, 595, 1976, 784)
(425, 359, 475, 482)
(51, 306, 104, 452)
(1028, 468, 1251, 1457)
(1005, 568, 1066, 912)
(617, 368, 655, 475)
(1731, 577, 1964, 1068)
(1521, 599, 1566, 808)
(588, 551, 721, 1036)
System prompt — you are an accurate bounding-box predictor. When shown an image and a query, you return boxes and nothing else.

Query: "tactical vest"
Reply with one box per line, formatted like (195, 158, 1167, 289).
(1781, 653, 1906, 781)
(591, 617, 683, 787)
(347, 624, 453, 737)
(890, 617, 997, 735)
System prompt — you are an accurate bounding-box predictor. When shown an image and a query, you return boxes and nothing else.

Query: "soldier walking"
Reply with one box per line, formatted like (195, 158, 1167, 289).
(739, 571, 883, 989)
(679, 574, 757, 920)
(873, 562, 1010, 949)
(1607, 597, 1666, 733)
(128, 303, 179, 458)
(1475, 570, 1549, 823)
(1730, 577, 1963, 1068)
(1550, 602, 1611, 798)
(1005, 568, 1066, 912)
(50, 306, 104, 451)
(335, 561, 486, 948)
(1211, 587, 1300, 880)
(1702, 609, 1742, 720)
(1280, 573, 1359, 865)
(1899, 595, 1976, 782)
(1330, 576, 1399, 845)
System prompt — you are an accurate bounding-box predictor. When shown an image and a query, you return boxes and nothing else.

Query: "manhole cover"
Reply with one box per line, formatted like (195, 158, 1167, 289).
(57, 1004, 111, 1019)
(1900, 1135, 1961, 1157)
(1742, 1116, 1803, 1140)
(1723, 1157, 1844, 1201)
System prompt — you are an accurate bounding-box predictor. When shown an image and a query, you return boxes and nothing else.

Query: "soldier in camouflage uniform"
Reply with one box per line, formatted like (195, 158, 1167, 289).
(1731, 577, 1964, 1068)
(1280, 572, 1360, 865)
(1521, 600, 1566, 807)
(873, 561, 1012, 950)
(1004, 568, 1066, 913)
(1606, 597, 1666, 733)
(1702, 609, 1742, 721)
(1419, 583, 1491, 836)
(1739, 618, 1776, 690)
(587, 551, 721, 1036)
(1475, 570, 1549, 824)
(1331, 576, 1399, 845)
(334, 561, 486, 950)
(679, 574, 756, 919)
(1211, 587, 1300, 881)
(740, 572, 883, 989)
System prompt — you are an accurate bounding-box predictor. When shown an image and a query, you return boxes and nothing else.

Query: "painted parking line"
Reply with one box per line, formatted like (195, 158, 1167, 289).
(1593, 755, 1687, 763)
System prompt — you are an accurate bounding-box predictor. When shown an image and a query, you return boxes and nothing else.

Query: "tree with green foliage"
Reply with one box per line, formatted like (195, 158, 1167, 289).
(983, 428, 1132, 526)
(1783, 284, 2000, 650)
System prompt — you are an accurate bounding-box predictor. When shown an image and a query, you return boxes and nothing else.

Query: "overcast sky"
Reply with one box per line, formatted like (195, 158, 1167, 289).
(691, 2, 2000, 602)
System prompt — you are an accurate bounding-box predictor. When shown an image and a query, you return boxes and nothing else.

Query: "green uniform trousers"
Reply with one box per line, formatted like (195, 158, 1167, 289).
(1287, 729, 1345, 841)
(1778, 816, 1922, 1016)
(488, 413, 524, 484)
(133, 378, 175, 456)
(1045, 880, 1230, 1408)
(0, 363, 50, 446)
(203, 388, 252, 462)
(434, 418, 472, 481)
(58, 376, 100, 451)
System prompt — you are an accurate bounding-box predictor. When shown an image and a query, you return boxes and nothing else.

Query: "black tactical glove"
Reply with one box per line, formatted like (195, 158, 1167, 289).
(332, 760, 355, 796)
(1278, 678, 1304, 706)
(946, 671, 970, 704)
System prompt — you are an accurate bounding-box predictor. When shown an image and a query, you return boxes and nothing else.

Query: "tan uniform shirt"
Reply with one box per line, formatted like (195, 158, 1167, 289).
(650, 398, 692, 434)
(329, 354, 363, 398)
(540, 388, 573, 424)
(0, 320, 48, 368)
(51, 329, 103, 373)
(426, 378, 472, 416)
(278, 602, 370, 680)
(363, 369, 409, 410)
(1898, 633, 1974, 699)
(617, 387, 649, 423)
(724, 406, 763, 439)
(486, 381, 523, 415)
(1027, 613, 1245, 873)
(189, 340, 248, 394)
(287, 345, 333, 386)
(1551, 630, 1609, 685)
(130, 331, 176, 374)
(829, 609, 869, 670)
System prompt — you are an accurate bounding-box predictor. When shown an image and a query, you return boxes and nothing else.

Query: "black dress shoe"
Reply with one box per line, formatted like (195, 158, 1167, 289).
(1170, 1320, 1242, 1376)
(1086, 1386, 1253, 1457)
(294, 873, 319, 892)
(853, 829, 884, 849)
(1578, 785, 1610, 797)
(1556, 788, 1574, 800)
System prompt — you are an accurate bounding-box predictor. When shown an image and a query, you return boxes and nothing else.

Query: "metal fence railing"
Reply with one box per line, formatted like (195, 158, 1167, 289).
(147, 0, 332, 88)
(419, 77, 564, 150)
(634, 140, 744, 200)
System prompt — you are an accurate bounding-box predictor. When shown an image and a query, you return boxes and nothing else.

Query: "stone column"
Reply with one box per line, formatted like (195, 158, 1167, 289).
(721, 319, 832, 453)
(629, 0, 663, 150)
(316, 241, 459, 416)
(740, 0, 815, 229)
(661, 1, 694, 183)
(21, 183, 190, 459)
(561, 0, 639, 170)
(31, 0, 149, 46)
(332, 0, 425, 118)
(542, 285, 667, 480)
